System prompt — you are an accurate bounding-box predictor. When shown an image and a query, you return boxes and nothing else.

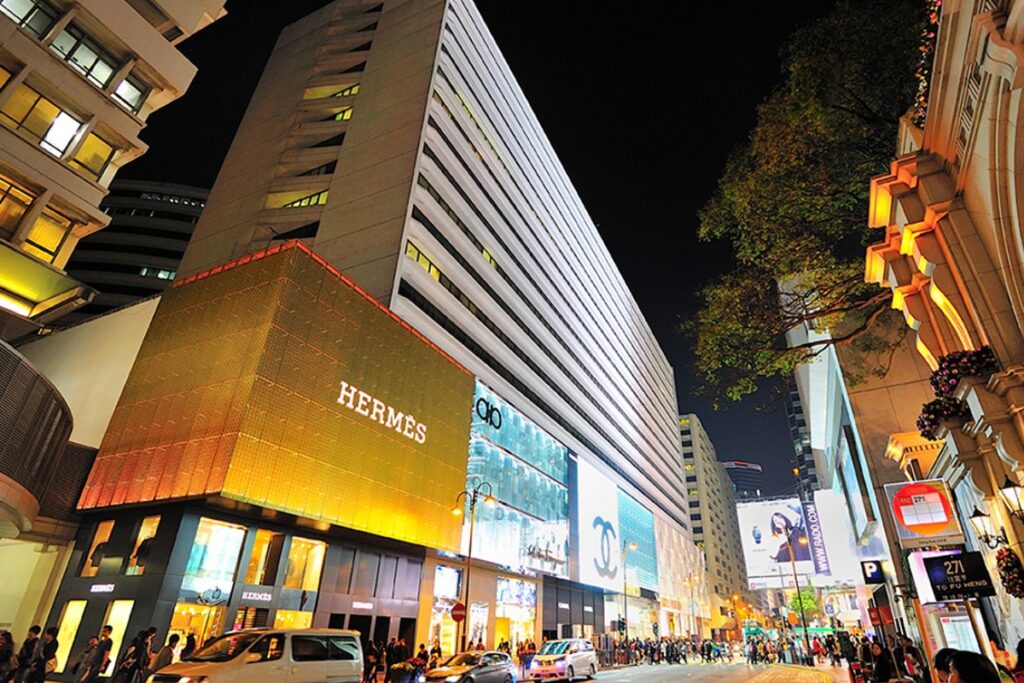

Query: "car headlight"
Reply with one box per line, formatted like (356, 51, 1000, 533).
(555, 658, 565, 668)
(529, 660, 539, 669)
(445, 676, 462, 682)
(417, 677, 426, 683)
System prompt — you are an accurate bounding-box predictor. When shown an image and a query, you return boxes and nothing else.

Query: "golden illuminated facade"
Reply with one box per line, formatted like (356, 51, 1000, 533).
(80, 240, 475, 552)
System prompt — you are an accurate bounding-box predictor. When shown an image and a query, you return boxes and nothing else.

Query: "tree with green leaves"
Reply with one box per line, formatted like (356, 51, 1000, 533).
(690, 0, 923, 406)
(789, 587, 820, 620)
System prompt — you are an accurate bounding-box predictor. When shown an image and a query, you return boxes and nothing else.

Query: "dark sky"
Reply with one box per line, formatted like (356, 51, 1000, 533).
(122, 1, 832, 496)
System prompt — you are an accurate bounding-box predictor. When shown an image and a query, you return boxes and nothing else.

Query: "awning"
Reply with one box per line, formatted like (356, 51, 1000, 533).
(0, 240, 94, 338)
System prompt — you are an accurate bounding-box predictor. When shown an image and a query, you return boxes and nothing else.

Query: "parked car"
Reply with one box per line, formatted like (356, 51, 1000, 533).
(147, 628, 362, 683)
(527, 639, 597, 681)
(420, 651, 517, 683)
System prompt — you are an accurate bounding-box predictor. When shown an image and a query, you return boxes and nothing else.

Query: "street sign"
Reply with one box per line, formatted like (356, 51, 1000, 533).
(923, 552, 996, 601)
(451, 602, 466, 623)
(824, 604, 835, 616)
(861, 560, 885, 584)
(867, 607, 881, 626)
(884, 480, 964, 549)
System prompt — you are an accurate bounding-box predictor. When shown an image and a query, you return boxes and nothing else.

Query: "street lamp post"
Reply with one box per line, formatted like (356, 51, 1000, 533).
(622, 540, 637, 646)
(785, 536, 812, 665)
(451, 480, 495, 652)
(731, 594, 740, 642)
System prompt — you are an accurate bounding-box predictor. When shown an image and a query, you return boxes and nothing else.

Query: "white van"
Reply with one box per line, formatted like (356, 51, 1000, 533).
(527, 638, 597, 681)
(147, 628, 363, 683)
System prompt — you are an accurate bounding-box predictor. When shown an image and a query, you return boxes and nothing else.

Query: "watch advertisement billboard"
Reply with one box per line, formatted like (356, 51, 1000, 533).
(577, 458, 622, 592)
(739, 498, 830, 589)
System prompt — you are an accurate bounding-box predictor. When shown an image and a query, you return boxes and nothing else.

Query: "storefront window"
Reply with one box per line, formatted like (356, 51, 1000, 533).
(102, 600, 134, 668)
(125, 515, 160, 576)
(53, 600, 86, 673)
(495, 578, 536, 649)
(169, 603, 226, 647)
(283, 537, 325, 591)
(245, 529, 285, 585)
(174, 518, 245, 644)
(273, 610, 313, 629)
(81, 520, 114, 577)
(429, 565, 461, 657)
(468, 602, 488, 647)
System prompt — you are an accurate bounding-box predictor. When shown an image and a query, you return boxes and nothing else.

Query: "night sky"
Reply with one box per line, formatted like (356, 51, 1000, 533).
(122, 1, 834, 496)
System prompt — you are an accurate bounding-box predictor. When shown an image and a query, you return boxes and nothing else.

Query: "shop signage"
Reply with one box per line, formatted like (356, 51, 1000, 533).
(924, 552, 996, 601)
(802, 501, 831, 575)
(90, 583, 116, 593)
(878, 606, 894, 625)
(241, 591, 272, 602)
(353, 601, 374, 610)
(558, 602, 570, 610)
(450, 602, 466, 623)
(884, 480, 964, 549)
(861, 560, 885, 584)
(867, 608, 881, 626)
(583, 606, 594, 613)
(577, 459, 622, 592)
(474, 398, 502, 430)
(337, 381, 427, 444)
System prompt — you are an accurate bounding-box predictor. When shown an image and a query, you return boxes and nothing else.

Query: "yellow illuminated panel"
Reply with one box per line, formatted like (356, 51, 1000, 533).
(79, 242, 474, 552)
(54, 600, 86, 673)
(103, 600, 134, 667)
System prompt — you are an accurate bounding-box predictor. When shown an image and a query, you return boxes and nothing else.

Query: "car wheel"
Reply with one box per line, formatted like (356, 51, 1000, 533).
(566, 665, 575, 681)
(587, 664, 596, 680)
(504, 676, 513, 683)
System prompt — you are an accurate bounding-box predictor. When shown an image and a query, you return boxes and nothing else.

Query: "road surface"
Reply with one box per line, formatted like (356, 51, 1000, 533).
(590, 662, 837, 683)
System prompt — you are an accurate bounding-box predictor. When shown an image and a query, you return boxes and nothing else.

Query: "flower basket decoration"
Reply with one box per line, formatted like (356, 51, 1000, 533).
(916, 396, 970, 440)
(996, 547, 1024, 598)
(929, 346, 999, 397)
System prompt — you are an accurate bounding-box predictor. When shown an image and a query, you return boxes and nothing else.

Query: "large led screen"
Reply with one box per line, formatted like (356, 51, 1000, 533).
(78, 242, 475, 551)
(576, 457, 622, 591)
(738, 498, 819, 588)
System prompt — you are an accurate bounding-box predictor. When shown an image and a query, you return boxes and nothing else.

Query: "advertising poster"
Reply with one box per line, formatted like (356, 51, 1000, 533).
(576, 458, 622, 592)
(738, 499, 815, 588)
(884, 480, 964, 549)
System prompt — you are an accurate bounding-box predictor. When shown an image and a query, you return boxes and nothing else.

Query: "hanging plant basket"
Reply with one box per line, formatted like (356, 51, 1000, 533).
(996, 547, 1024, 598)
(916, 396, 969, 440)
(929, 346, 999, 397)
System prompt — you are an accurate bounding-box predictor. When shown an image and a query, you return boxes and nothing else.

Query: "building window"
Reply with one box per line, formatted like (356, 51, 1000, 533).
(244, 530, 285, 586)
(298, 161, 336, 177)
(125, 515, 160, 576)
(138, 266, 176, 280)
(0, 83, 83, 156)
(0, 0, 59, 39)
(20, 207, 73, 263)
(273, 610, 313, 630)
(101, 600, 134, 668)
(70, 132, 115, 180)
(0, 173, 33, 234)
(0, 64, 9, 90)
(112, 73, 149, 113)
(53, 600, 86, 673)
(283, 537, 326, 591)
(81, 519, 114, 577)
(332, 84, 360, 97)
(48, 24, 119, 88)
(282, 190, 328, 208)
(322, 107, 352, 122)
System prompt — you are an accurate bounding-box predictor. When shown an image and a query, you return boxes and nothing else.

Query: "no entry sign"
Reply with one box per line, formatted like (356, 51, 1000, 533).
(451, 602, 466, 622)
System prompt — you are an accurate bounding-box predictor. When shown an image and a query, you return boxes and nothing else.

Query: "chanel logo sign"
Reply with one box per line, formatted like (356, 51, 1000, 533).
(475, 398, 502, 429)
(593, 516, 618, 579)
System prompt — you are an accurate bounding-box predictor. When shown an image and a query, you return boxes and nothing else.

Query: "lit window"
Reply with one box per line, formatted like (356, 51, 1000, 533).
(282, 190, 328, 208)
(332, 84, 360, 97)
(112, 74, 149, 113)
(138, 267, 176, 280)
(0, 173, 34, 234)
(70, 132, 115, 180)
(245, 530, 285, 586)
(0, 0, 59, 39)
(54, 600, 86, 673)
(48, 24, 119, 88)
(273, 610, 313, 630)
(322, 107, 352, 122)
(81, 520, 114, 577)
(282, 537, 325, 591)
(0, 83, 83, 156)
(102, 600, 134, 668)
(0, 64, 10, 90)
(20, 207, 73, 263)
(125, 515, 160, 576)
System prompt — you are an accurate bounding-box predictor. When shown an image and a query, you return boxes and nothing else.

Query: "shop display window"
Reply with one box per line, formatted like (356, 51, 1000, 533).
(245, 529, 285, 585)
(53, 600, 86, 673)
(180, 518, 246, 604)
(283, 537, 326, 591)
(102, 600, 134, 668)
(81, 520, 114, 577)
(233, 606, 269, 631)
(170, 603, 226, 646)
(125, 515, 160, 576)
(273, 609, 313, 629)
(495, 577, 536, 649)
(429, 566, 462, 657)
(468, 602, 489, 647)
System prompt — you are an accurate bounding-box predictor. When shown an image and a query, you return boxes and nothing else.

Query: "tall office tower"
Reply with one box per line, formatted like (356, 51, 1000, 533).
(0, 0, 224, 641)
(680, 414, 750, 637)
(722, 460, 764, 500)
(62, 180, 207, 324)
(785, 379, 819, 501)
(51, 0, 701, 652)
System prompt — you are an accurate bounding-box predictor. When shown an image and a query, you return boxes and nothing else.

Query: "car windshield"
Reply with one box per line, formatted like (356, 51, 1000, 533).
(187, 632, 262, 662)
(538, 641, 571, 655)
(445, 653, 480, 666)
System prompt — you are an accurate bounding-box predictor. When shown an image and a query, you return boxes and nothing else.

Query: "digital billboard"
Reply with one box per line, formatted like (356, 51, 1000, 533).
(577, 457, 622, 591)
(738, 498, 823, 589)
(79, 241, 476, 552)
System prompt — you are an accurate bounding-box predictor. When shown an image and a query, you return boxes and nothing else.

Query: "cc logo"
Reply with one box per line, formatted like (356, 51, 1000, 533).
(593, 516, 618, 579)
(475, 398, 502, 429)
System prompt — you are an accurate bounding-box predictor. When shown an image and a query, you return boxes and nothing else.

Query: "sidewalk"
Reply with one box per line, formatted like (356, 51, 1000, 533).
(773, 660, 850, 683)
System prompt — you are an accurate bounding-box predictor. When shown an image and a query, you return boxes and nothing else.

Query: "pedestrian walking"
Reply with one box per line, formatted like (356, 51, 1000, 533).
(69, 636, 98, 682)
(25, 627, 57, 683)
(151, 634, 178, 673)
(84, 625, 114, 683)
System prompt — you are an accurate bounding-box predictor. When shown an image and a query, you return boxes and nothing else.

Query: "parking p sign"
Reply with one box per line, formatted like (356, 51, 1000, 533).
(861, 560, 885, 584)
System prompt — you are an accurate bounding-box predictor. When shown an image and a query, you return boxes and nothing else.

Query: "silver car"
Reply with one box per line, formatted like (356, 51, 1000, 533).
(422, 651, 517, 683)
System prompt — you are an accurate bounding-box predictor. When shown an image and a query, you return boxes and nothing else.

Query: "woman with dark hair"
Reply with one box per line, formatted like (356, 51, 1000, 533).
(770, 512, 811, 562)
(869, 642, 894, 682)
(949, 650, 1000, 683)
(933, 648, 957, 683)
(1010, 638, 1024, 683)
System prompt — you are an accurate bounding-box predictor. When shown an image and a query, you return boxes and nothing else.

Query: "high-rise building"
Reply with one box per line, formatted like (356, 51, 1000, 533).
(680, 414, 750, 637)
(62, 180, 208, 324)
(785, 379, 819, 501)
(41, 0, 704, 657)
(0, 0, 224, 641)
(722, 460, 764, 500)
